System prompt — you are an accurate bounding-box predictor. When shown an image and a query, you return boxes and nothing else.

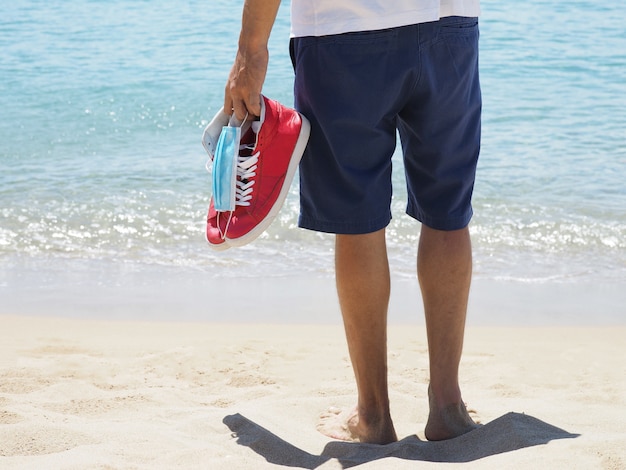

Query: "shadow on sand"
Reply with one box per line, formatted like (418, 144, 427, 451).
(223, 412, 578, 468)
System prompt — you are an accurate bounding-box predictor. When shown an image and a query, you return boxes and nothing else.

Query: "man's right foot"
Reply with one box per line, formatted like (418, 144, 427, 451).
(424, 387, 480, 441)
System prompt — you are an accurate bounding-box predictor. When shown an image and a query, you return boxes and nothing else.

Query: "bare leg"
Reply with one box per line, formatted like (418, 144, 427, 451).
(419, 225, 479, 440)
(317, 229, 397, 444)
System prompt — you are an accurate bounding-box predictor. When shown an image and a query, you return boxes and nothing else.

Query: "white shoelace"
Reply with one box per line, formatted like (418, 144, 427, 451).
(235, 146, 259, 207)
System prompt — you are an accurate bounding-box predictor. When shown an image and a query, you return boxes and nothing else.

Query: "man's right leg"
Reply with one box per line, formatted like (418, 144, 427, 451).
(418, 225, 479, 441)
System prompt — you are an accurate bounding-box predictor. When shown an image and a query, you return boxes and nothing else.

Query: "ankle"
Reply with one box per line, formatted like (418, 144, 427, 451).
(428, 382, 462, 409)
(357, 401, 391, 424)
(353, 406, 397, 444)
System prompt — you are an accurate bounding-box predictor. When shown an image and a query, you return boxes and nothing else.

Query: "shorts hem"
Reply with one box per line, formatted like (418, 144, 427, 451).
(408, 207, 473, 231)
(298, 213, 392, 235)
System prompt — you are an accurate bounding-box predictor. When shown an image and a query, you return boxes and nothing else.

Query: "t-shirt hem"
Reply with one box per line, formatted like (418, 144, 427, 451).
(290, 5, 480, 38)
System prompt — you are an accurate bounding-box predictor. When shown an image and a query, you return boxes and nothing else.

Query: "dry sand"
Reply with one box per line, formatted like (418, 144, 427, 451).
(1, 314, 625, 469)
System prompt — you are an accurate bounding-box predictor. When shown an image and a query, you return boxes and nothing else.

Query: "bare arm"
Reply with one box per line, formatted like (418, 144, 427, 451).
(225, 0, 281, 120)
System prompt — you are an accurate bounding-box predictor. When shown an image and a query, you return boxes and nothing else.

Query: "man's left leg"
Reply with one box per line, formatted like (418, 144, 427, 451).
(317, 228, 398, 444)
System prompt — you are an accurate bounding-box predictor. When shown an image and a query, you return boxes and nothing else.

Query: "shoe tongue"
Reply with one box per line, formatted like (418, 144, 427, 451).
(251, 121, 261, 133)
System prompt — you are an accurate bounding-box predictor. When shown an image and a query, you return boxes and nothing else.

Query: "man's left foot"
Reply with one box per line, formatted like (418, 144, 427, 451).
(317, 406, 398, 445)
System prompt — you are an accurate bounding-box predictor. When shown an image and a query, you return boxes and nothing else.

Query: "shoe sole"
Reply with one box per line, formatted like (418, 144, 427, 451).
(206, 234, 231, 251)
(225, 114, 311, 248)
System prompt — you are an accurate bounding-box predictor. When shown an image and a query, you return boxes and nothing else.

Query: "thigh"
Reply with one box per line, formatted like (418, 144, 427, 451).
(290, 29, 409, 234)
(399, 16, 482, 231)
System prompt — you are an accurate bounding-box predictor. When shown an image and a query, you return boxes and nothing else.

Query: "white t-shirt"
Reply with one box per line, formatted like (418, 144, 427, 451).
(291, 0, 480, 37)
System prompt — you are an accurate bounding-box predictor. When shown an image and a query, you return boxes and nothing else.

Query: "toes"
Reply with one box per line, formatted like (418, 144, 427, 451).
(319, 407, 342, 420)
(316, 406, 360, 442)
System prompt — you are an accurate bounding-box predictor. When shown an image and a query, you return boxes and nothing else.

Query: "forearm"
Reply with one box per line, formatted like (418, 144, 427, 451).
(225, 0, 281, 119)
(239, 0, 281, 53)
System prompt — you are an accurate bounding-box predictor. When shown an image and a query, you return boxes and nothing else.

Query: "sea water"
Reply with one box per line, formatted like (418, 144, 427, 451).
(1, 1, 625, 319)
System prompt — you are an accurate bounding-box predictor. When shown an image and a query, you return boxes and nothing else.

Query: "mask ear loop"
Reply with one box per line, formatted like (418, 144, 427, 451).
(228, 112, 249, 128)
(218, 112, 249, 240)
(217, 211, 233, 240)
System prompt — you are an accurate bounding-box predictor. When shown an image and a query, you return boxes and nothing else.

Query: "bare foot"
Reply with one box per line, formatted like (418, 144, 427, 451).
(425, 388, 480, 441)
(317, 406, 398, 444)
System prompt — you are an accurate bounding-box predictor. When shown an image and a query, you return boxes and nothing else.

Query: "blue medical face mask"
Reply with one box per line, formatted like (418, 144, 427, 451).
(212, 124, 241, 212)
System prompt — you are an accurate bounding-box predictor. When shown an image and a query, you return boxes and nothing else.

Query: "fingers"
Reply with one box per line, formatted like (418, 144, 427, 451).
(223, 63, 260, 121)
(225, 92, 261, 122)
(244, 92, 262, 118)
(223, 47, 268, 121)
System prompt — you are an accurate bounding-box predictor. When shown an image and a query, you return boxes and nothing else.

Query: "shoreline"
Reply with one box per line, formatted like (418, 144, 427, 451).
(2, 268, 625, 325)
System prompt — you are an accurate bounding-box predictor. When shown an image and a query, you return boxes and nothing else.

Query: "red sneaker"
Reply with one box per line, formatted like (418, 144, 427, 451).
(202, 95, 310, 250)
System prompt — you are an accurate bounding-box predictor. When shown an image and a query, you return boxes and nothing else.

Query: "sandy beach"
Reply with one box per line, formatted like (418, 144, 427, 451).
(1, 305, 624, 469)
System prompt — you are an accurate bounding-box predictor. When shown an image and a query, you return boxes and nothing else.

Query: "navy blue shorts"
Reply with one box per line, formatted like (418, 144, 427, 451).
(290, 16, 481, 234)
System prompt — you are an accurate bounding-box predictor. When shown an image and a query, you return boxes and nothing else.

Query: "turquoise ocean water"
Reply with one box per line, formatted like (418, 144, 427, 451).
(1, 1, 625, 319)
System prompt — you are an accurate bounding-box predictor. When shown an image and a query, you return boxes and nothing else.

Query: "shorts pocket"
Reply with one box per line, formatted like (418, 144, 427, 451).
(439, 16, 479, 37)
(437, 16, 479, 47)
